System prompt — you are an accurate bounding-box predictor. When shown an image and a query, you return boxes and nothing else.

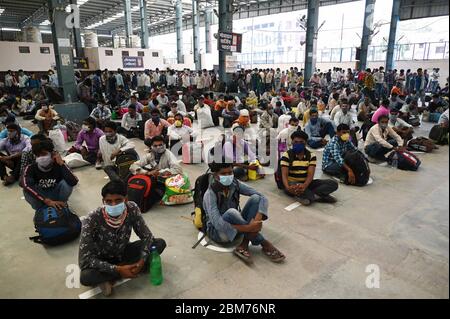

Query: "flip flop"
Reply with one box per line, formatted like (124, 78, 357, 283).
(234, 247, 254, 264)
(262, 248, 286, 263)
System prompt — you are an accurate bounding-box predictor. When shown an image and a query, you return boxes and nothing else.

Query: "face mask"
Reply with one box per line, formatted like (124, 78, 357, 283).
(152, 145, 166, 154)
(290, 125, 298, 130)
(379, 123, 388, 130)
(104, 202, 126, 218)
(342, 108, 348, 114)
(42, 106, 48, 111)
(98, 104, 104, 109)
(292, 143, 306, 154)
(340, 133, 350, 142)
(82, 125, 90, 132)
(152, 116, 160, 124)
(7, 131, 17, 139)
(310, 118, 318, 125)
(105, 133, 117, 144)
(219, 174, 234, 187)
(36, 153, 53, 171)
(390, 115, 398, 121)
(175, 120, 183, 128)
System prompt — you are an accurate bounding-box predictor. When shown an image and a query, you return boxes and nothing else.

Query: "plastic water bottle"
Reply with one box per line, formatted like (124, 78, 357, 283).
(391, 152, 398, 169)
(67, 94, 72, 103)
(150, 246, 163, 286)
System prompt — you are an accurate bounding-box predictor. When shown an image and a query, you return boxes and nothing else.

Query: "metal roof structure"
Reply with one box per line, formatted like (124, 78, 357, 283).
(0, 0, 448, 41)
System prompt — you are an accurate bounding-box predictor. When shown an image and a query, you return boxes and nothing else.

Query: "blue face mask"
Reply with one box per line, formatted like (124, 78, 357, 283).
(219, 175, 234, 187)
(292, 143, 306, 154)
(104, 202, 126, 217)
(310, 118, 318, 125)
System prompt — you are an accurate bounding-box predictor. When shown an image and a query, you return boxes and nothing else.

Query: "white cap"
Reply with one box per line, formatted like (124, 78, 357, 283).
(239, 109, 249, 117)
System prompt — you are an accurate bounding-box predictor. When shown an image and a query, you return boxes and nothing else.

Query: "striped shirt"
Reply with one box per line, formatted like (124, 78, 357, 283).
(280, 150, 317, 183)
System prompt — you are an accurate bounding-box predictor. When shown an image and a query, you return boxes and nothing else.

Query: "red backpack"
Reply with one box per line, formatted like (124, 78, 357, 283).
(127, 175, 152, 213)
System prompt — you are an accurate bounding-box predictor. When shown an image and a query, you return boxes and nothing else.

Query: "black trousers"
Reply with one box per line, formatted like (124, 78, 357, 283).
(284, 179, 338, 202)
(117, 126, 138, 139)
(80, 238, 167, 287)
(0, 154, 21, 180)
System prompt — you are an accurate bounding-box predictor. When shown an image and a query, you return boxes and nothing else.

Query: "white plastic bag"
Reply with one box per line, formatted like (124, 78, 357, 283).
(64, 153, 91, 169)
(48, 129, 66, 154)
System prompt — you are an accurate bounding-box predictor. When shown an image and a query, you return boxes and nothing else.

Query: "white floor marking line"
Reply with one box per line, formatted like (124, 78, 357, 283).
(78, 279, 131, 299)
(284, 202, 301, 211)
(197, 232, 235, 253)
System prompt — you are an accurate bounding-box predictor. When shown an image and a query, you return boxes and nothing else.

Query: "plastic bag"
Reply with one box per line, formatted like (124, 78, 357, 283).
(48, 129, 66, 154)
(162, 174, 194, 206)
(64, 152, 91, 169)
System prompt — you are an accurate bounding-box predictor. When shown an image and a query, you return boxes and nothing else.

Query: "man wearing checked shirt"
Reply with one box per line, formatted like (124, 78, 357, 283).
(322, 124, 358, 185)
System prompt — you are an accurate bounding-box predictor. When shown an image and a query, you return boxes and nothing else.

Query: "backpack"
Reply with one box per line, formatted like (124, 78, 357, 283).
(127, 175, 152, 213)
(388, 150, 421, 171)
(191, 172, 240, 249)
(361, 119, 375, 141)
(115, 151, 139, 180)
(429, 125, 449, 145)
(343, 150, 371, 186)
(30, 206, 81, 246)
(275, 150, 294, 190)
(407, 137, 435, 153)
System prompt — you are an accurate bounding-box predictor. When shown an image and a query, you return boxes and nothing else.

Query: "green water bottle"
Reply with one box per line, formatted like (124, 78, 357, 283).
(150, 246, 163, 286)
(111, 110, 117, 120)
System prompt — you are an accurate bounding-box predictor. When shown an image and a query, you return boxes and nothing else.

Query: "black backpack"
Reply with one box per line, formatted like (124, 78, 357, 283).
(30, 206, 81, 246)
(275, 150, 294, 190)
(343, 150, 371, 186)
(429, 125, 449, 145)
(127, 175, 153, 213)
(115, 151, 139, 180)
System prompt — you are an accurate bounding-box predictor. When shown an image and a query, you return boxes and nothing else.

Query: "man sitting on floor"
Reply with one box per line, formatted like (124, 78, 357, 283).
(118, 104, 142, 138)
(322, 124, 359, 185)
(281, 130, 338, 206)
(98, 121, 137, 181)
(129, 136, 183, 208)
(304, 107, 336, 149)
(203, 160, 286, 264)
(388, 108, 414, 143)
(79, 181, 166, 296)
(0, 124, 32, 186)
(68, 117, 104, 165)
(21, 138, 78, 211)
(0, 115, 33, 140)
(365, 115, 404, 161)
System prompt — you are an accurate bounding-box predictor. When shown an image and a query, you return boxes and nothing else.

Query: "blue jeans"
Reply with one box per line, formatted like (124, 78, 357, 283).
(375, 83, 384, 98)
(208, 194, 265, 246)
(323, 162, 345, 178)
(24, 180, 73, 210)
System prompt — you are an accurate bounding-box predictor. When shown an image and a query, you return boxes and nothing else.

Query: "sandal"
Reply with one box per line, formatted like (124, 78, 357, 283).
(234, 247, 254, 264)
(262, 247, 286, 263)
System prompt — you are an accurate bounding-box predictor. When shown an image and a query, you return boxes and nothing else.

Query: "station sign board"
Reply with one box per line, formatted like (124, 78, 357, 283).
(122, 56, 144, 68)
(217, 31, 242, 53)
(73, 57, 89, 70)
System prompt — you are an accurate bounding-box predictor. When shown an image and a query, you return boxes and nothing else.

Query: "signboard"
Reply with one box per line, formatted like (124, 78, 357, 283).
(217, 31, 242, 53)
(225, 55, 239, 73)
(61, 54, 71, 66)
(73, 57, 89, 70)
(122, 56, 144, 68)
(58, 38, 71, 47)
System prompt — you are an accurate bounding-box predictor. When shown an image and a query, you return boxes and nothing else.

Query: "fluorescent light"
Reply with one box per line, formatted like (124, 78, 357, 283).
(85, 5, 140, 30)
(1, 28, 21, 32)
(0, 8, 5, 15)
(40, 19, 51, 26)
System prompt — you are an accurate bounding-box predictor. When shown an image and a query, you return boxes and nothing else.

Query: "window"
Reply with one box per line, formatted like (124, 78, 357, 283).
(40, 47, 50, 54)
(122, 51, 129, 57)
(19, 46, 30, 54)
(435, 46, 445, 54)
(152, 52, 159, 57)
(105, 50, 113, 56)
(138, 51, 145, 57)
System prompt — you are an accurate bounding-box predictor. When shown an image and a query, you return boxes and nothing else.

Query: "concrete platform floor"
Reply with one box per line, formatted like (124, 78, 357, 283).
(0, 118, 448, 299)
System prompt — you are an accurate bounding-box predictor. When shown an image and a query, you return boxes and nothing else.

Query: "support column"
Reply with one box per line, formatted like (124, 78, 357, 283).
(48, 0, 77, 103)
(386, 0, 400, 71)
(69, 0, 83, 57)
(175, 0, 184, 64)
(139, 0, 149, 49)
(123, 0, 133, 48)
(359, 0, 375, 71)
(205, 7, 212, 54)
(304, 0, 320, 87)
(218, 0, 233, 84)
(192, 0, 201, 70)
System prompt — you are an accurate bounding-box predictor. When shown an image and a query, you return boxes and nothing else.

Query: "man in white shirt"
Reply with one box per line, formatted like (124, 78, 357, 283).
(265, 69, 274, 92)
(196, 71, 206, 93)
(334, 99, 359, 145)
(18, 70, 29, 93)
(373, 67, 386, 99)
(97, 121, 137, 181)
(118, 104, 142, 138)
(365, 114, 404, 161)
(156, 89, 169, 113)
(203, 70, 211, 91)
(388, 108, 413, 142)
(182, 71, 191, 92)
(168, 114, 196, 150)
(172, 94, 187, 114)
(194, 96, 214, 129)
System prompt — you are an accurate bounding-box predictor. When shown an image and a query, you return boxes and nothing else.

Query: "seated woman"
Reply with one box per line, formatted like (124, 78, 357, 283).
(245, 91, 259, 110)
(222, 101, 240, 128)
